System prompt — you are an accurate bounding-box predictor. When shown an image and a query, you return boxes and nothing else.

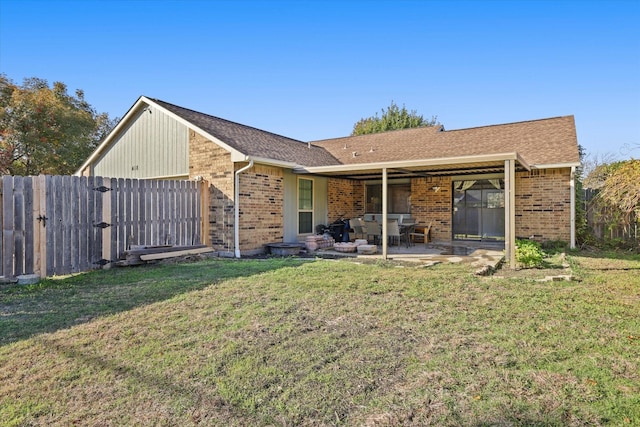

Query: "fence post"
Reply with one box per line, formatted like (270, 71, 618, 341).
(32, 175, 47, 278)
(101, 177, 113, 269)
(200, 179, 210, 246)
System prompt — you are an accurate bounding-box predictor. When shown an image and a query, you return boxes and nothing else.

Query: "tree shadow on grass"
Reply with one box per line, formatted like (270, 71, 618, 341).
(0, 257, 311, 346)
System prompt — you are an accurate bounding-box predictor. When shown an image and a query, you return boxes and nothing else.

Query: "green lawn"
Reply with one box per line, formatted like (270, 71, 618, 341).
(1, 253, 638, 426)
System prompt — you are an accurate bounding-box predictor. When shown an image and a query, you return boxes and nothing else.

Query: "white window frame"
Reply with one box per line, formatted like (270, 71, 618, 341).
(297, 177, 314, 235)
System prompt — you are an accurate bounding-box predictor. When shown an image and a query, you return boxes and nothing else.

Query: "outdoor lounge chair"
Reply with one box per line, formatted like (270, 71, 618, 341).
(409, 221, 432, 246)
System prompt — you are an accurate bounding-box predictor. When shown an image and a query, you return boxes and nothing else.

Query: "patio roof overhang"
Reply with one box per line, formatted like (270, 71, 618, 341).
(292, 152, 533, 179)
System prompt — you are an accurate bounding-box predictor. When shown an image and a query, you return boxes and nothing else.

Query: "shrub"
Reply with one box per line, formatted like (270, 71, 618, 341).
(515, 239, 544, 268)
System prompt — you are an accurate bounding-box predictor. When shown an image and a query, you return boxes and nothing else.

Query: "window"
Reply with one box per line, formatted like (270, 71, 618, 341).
(298, 178, 313, 234)
(365, 183, 411, 213)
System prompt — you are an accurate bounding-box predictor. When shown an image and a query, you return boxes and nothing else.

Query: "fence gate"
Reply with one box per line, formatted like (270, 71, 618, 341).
(1, 175, 207, 279)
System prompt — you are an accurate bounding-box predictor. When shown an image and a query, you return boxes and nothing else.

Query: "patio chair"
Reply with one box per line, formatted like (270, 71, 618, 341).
(350, 218, 367, 240)
(387, 219, 402, 246)
(409, 221, 432, 246)
(364, 220, 381, 245)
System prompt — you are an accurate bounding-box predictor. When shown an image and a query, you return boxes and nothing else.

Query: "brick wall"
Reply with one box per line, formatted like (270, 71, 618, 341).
(238, 164, 284, 254)
(327, 178, 364, 221)
(515, 168, 572, 242)
(325, 170, 572, 244)
(411, 176, 452, 241)
(188, 130, 234, 252)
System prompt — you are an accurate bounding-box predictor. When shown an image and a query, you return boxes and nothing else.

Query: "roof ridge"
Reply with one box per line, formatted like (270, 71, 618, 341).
(443, 115, 574, 133)
(311, 124, 444, 144)
(148, 97, 308, 145)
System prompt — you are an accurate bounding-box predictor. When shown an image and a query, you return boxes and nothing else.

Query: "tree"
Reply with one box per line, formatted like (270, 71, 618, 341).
(0, 75, 117, 175)
(351, 101, 438, 136)
(598, 159, 640, 220)
(584, 158, 640, 246)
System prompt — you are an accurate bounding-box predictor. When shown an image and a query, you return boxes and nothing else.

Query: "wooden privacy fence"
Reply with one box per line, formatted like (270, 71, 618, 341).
(1, 175, 209, 279)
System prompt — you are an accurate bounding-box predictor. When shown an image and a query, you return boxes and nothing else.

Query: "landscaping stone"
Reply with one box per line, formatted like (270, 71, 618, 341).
(17, 274, 40, 285)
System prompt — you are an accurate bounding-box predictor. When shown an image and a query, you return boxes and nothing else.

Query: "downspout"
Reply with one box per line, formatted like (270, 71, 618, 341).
(234, 159, 254, 258)
(570, 166, 576, 249)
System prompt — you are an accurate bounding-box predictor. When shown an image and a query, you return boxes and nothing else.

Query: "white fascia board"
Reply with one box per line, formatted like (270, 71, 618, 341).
(531, 162, 581, 169)
(230, 154, 303, 169)
(246, 156, 301, 169)
(515, 153, 531, 171)
(294, 152, 521, 174)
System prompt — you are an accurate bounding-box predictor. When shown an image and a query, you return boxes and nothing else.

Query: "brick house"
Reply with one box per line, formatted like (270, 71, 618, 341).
(77, 96, 581, 265)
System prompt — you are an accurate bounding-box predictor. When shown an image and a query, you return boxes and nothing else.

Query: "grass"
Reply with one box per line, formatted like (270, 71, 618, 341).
(1, 252, 638, 426)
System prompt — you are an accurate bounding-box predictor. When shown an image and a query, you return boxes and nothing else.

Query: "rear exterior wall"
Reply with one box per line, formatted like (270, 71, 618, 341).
(326, 169, 572, 244)
(188, 130, 234, 253)
(238, 164, 284, 254)
(515, 168, 572, 243)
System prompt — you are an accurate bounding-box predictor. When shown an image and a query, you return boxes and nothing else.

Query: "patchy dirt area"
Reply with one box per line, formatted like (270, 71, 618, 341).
(490, 252, 574, 281)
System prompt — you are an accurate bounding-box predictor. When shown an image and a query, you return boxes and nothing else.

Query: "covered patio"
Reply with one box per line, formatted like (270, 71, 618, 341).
(295, 153, 542, 269)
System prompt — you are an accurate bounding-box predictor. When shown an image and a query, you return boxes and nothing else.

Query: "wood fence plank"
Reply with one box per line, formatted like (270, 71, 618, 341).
(175, 181, 182, 245)
(89, 176, 100, 269)
(200, 180, 209, 246)
(37, 175, 47, 277)
(170, 180, 176, 245)
(59, 176, 68, 274)
(126, 179, 133, 253)
(159, 181, 173, 245)
(24, 177, 34, 274)
(2, 176, 15, 277)
(131, 178, 140, 248)
(78, 176, 89, 272)
(100, 177, 112, 268)
(68, 176, 81, 273)
(59, 176, 72, 275)
(13, 176, 24, 276)
(108, 178, 118, 265)
(45, 175, 56, 276)
(150, 179, 157, 246)
(110, 178, 126, 259)
(155, 180, 161, 245)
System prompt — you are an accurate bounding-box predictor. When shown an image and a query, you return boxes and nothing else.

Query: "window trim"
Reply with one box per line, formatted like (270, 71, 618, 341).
(297, 177, 314, 235)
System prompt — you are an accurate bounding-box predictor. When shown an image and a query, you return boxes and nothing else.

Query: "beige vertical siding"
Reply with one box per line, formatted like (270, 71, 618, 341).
(93, 105, 189, 179)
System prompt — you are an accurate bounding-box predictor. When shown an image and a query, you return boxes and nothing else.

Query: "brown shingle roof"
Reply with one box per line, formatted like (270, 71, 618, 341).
(311, 116, 580, 167)
(151, 97, 578, 169)
(151, 98, 340, 167)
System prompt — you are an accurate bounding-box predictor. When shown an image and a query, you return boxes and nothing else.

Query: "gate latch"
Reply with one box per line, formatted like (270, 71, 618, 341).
(37, 215, 48, 227)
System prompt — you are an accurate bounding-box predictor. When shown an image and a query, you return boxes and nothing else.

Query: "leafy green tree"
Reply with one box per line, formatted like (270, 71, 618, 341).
(0, 75, 117, 175)
(351, 101, 438, 136)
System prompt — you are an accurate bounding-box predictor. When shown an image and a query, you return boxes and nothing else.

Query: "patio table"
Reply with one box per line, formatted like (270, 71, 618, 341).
(399, 223, 415, 247)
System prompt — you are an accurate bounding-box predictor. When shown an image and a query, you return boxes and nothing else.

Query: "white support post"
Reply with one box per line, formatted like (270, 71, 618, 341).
(570, 166, 576, 249)
(382, 168, 388, 259)
(504, 160, 516, 268)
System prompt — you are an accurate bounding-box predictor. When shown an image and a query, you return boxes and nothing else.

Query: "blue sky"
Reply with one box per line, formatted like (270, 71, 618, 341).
(1, 0, 639, 160)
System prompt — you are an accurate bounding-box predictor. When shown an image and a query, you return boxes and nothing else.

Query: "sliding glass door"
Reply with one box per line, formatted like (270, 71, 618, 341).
(453, 179, 505, 241)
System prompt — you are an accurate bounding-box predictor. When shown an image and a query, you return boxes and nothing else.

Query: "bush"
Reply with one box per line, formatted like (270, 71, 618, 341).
(515, 239, 545, 268)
